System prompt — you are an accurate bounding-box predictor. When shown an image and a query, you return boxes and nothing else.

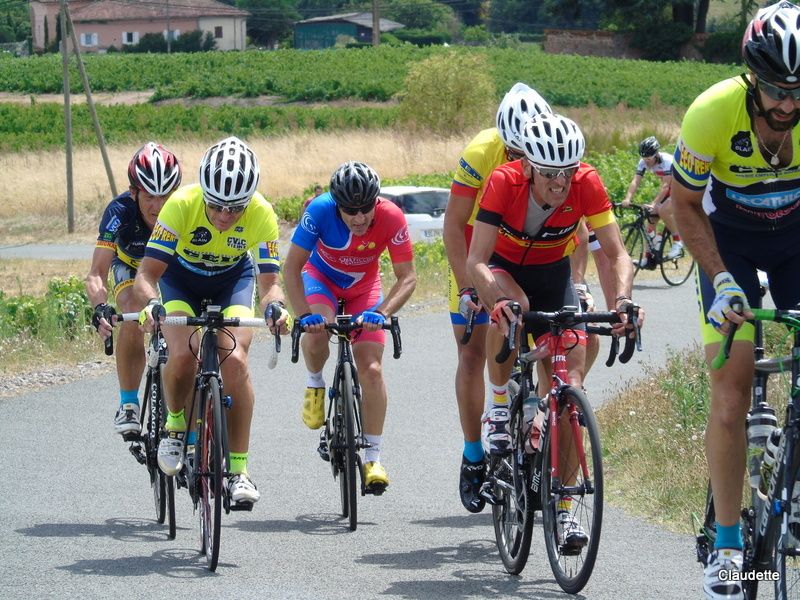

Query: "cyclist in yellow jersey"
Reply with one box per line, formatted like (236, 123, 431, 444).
(671, 4, 800, 597)
(86, 142, 182, 437)
(133, 137, 290, 507)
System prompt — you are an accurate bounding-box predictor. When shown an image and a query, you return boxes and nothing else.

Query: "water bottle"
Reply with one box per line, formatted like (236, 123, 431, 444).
(522, 395, 538, 454)
(758, 427, 782, 499)
(747, 403, 777, 490)
(530, 399, 548, 453)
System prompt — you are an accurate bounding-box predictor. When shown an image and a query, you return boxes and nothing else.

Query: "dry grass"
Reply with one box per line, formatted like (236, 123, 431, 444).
(0, 258, 91, 296)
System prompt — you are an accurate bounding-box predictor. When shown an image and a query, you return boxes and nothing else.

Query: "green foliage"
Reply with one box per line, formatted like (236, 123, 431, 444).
(660, 346, 709, 430)
(385, 0, 457, 31)
(393, 29, 451, 46)
(398, 51, 495, 134)
(462, 25, 490, 44)
(124, 30, 216, 53)
(700, 30, 743, 65)
(238, 0, 300, 47)
(0, 276, 90, 341)
(630, 20, 694, 61)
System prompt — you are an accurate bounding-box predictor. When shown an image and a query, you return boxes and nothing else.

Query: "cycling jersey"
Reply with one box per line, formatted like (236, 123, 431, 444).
(291, 193, 413, 293)
(636, 151, 673, 179)
(476, 161, 614, 266)
(145, 183, 280, 276)
(673, 76, 800, 231)
(96, 191, 152, 269)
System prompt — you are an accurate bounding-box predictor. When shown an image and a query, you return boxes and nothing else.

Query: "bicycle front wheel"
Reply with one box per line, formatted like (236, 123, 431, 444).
(492, 400, 535, 574)
(339, 362, 358, 531)
(776, 437, 800, 599)
(622, 223, 644, 276)
(199, 378, 224, 571)
(659, 230, 695, 286)
(540, 386, 603, 594)
(148, 367, 176, 539)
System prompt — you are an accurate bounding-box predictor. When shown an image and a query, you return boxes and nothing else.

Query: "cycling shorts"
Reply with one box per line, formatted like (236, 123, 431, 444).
(159, 255, 255, 318)
(111, 257, 136, 301)
(302, 264, 385, 345)
(488, 255, 586, 345)
(698, 221, 800, 345)
(447, 266, 490, 326)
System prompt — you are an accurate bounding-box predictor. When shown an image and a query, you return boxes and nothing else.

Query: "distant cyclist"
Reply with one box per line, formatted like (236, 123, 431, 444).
(621, 136, 684, 265)
(85, 142, 181, 436)
(284, 161, 416, 493)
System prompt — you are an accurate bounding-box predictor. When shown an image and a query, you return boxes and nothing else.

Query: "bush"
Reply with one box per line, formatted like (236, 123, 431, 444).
(700, 30, 743, 64)
(630, 21, 694, 61)
(393, 29, 451, 46)
(398, 51, 494, 134)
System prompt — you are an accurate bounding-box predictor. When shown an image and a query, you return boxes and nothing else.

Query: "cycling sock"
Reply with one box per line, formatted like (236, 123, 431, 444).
(306, 370, 325, 388)
(673, 234, 682, 242)
(165, 409, 186, 432)
(463, 440, 484, 463)
(364, 434, 382, 463)
(557, 496, 573, 512)
(714, 522, 743, 550)
(119, 389, 139, 406)
(186, 430, 197, 446)
(492, 383, 509, 406)
(229, 452, 247, 475)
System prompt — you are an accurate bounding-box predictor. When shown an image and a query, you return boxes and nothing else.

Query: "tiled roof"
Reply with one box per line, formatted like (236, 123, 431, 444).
(296, 11, 404, 32)
(71, 0, 249, 22)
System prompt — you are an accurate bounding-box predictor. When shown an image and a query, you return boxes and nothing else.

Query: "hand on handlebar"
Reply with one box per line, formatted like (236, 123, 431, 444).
(91, 303, 116, 339)
(457, 287, 481, 320)
(613, 297, 645, 338)
(707, 271, 751, 333)
(298, 312, 326, 334)
(264, 301, 292, 335)
(356, 310, 386, 332)
(490, 298, 520, 338)
(138, 300, 165, 334)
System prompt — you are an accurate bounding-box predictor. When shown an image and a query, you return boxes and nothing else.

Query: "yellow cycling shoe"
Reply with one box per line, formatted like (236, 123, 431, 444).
(364, 461, 389, 491)
(302, 387, 325, 430)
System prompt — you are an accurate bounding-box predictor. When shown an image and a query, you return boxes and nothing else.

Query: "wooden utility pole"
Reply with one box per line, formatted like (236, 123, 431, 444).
(372, 0, 380, 46)
(65, 5, 117, 197)
(166, 0, 171, 53)
(60, 0, 74, 233)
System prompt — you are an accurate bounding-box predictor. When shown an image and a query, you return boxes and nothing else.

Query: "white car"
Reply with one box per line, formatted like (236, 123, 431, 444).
(379, 186, 448, 244)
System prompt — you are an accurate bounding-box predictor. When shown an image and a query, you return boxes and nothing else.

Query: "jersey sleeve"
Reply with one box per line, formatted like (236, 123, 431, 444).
(252, 196, 281, 274)
(672, 91, 719, 191)
(580, 168, 615, 231)
(475, 167, 511, 227)
(145, 197, 183, 263)
(384, 205, 414, 264)
(96, 201, 124, 252)
(635, 158, 647, 177)
(291, 201, 322, 251)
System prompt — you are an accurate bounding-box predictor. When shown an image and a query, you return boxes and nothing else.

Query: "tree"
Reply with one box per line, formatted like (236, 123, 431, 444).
(237, 0, 301, 47)
(297, 0, 353, 19)
(384, 0, 457, 31)
(487, 0, 544, 33)
(441, 0, 482, 26)
(602, 0, 710, 33)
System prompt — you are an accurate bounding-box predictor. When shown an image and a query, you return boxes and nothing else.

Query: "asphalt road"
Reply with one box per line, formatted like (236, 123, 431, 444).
(0, 276, 703, 599)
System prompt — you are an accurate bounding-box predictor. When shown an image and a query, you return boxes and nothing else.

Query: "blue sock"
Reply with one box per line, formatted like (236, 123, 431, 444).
(463, 440, 484, 463)
(120, 389, 139, 406)
(714, 522, 743, 550)
(187, 431, 197, 445)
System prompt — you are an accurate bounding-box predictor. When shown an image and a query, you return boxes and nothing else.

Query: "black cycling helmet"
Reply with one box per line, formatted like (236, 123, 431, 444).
(742, 1, 800, 85)
(329, 161, 381, 209)
(639, 136, 660, 158)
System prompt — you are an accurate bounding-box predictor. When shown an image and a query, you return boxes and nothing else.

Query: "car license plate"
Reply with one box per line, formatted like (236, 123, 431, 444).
(423, 229, 441, 238)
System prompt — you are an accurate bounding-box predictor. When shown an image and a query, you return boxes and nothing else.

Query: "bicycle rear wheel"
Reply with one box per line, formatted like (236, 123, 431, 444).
(540, 386, 603, 594)
(339, 362, 358, 531)
(147, 367, 176, 539)
(622, 223, 644, 276)
(776, 438, 800, 599)
(659, 230, 695, 286)
(199, 378, 224, 571)
(492, 399, 535, 574)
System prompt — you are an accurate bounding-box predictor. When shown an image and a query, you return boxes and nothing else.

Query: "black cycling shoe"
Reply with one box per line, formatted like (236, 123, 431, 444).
(459, 455, 486, 514)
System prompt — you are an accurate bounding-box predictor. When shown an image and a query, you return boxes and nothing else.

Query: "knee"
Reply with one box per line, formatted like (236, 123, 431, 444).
(710, 386, 750, 429)
(458, 342, 486, 373)
(358, 359, 383, 388)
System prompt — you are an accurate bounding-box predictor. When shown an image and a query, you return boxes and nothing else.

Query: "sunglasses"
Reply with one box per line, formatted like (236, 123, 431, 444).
(531, 164, 579, 180)
(205, 200, 246, 214)
(758, 78, 800, 102)
(339, 201, 376, 216)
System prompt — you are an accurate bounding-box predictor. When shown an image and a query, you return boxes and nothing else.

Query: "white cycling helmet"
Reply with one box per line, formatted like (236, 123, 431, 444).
(496, 82, 552, 153)
(199, 136, 260, 207)
(520, 112, 585, 168)
(743, 1, 800, 84)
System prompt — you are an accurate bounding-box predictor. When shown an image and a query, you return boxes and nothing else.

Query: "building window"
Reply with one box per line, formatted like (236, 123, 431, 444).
(122, 31, 139, 45)
(163, 29, 180, 41)
(215, 26, 223, 39)
(80, 32, 98, 47)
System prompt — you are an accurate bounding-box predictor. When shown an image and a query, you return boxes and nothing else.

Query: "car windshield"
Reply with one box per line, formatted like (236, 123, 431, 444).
(396, 191, 448, 216)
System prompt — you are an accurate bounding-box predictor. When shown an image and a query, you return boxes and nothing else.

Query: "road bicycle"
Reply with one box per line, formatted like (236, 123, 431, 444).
(121, 303, 278, 571)
(290, 302, 402, 531)
(696, 306, 800, 598)
(613, 202, 695, 286)
(483, 303, 641, 594)
(109, 319, 176, 539)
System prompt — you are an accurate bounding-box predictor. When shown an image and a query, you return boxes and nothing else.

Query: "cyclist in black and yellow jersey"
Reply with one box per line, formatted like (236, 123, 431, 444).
(86, 142, 182, 436)
(133, 136, 290, 507)
(671, 3, 800, 597)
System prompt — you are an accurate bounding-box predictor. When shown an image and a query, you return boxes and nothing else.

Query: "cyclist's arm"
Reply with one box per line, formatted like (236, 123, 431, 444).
(671, 179, 726, 279)
(283, 242, 313, 318)
(85, 246, 115, 308)
(570, 220, 590, 284)
(466, 219, 502, 309)
(593, 221, 634, 304)
(443, 183, 477, 290)
(621, 173, 643, 206)
(591, 246, 616, 310)
(653, 174, 672, 204)
(257, 271, 285, 315)
(132, 256, 168, 308)
(376, 260, 416, 317)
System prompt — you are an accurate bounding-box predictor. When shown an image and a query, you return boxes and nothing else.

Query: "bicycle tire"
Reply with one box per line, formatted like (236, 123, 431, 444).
(492, 399, 535, 574)
(540, 386, 603, 594)
(659, 230, 695, 286)
(199, 378, 224, 571)
(776, 436, 800, 599)
(341, 362, 358, 531)
(622, 223, 644, 276)
(140, 370, 166, 525)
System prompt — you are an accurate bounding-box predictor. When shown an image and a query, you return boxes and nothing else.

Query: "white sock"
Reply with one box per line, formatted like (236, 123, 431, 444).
(364, 434, 382, 463)
(306, 370, 324, 388)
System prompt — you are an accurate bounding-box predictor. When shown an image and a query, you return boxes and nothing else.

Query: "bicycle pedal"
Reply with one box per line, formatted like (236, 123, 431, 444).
(479, 481, 501, 506)
(365, 482, 387, 496)
(122, 431, 142, 443)
(229, 500, 254, 512)
(317, 442, 330, 462)
(128, 444, 147, 465)
(559, 544, 583, 557)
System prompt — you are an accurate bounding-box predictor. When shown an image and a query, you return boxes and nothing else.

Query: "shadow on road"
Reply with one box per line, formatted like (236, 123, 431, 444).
(56, 548, 233, 578)
(16, 517, 183, 543)
(233, 512, 377, 536)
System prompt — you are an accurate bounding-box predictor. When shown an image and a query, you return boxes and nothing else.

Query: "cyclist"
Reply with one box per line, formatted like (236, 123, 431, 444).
(302, 184, 324, 213)
(284, 161, 416, 493)
(621, 136, 684, 265)
(466, 112, 642, 551)
(443, 82, 613, 514)
(670, 3, 800, 597)
(134, 136, 290, 507)
(86, 142, 182, 436)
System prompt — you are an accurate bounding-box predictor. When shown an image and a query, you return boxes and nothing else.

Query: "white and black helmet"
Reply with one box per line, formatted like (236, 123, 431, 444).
(329, 161, 381, 208)
(496, 82, 552, 153)
(199, 136, 260, 207)
(520, 112, 585, 168)
(743, 1, 800, 84)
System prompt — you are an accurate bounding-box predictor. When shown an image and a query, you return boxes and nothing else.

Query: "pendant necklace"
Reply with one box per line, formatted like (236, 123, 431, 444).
(754, 119, 791, 167)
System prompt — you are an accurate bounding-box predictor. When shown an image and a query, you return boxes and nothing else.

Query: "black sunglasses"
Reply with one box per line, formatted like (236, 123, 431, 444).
(758, 78, 800, 102)
(205, 200, 246, 214)
(339, 201, 376, 216)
